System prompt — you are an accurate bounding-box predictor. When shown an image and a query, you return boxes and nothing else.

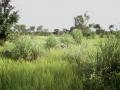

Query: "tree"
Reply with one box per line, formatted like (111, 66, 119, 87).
(74, 12, 91, 37)
(28, 26, 35, 32)
(53, 29, 60, 35)
(63, 28, 69, 33)
(109, 25, 114, 33)
(14, 24, 26, 33)
(93, 24, 105, 36)
(0, 0, 19, 43)
(74, 12, 90, 30)
(36, 25, 43, 32)
(94, 24, 101, 30)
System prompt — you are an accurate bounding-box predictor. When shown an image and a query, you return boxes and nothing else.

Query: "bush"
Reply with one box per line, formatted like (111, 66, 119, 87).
(95, 37, 120, 89)
(71, 29, 83, 44)
(45, 35, 57, 49)
(8, 32, 20, 42)
(2, 36, 44, 61)
(63, 45, 95, 78)
(60, 34, 74, 47)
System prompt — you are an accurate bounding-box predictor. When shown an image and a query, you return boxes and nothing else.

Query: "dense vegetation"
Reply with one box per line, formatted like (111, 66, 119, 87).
(0, 0, 120, 90)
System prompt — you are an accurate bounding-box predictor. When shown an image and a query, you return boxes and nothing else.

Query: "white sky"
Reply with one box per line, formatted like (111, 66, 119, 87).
(11, 0, 120, 30)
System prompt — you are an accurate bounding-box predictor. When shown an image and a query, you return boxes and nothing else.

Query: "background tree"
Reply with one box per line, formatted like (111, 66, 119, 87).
(53, 29, 60, 35)
(74, 12, 90, 30)
(36, 25, 43, 32)
(28, 26, 35, 32)
(109, 25, 114, 33)
(0, 0, 19, 44)
(62, 28, 69, 33)
(74, 12, 91, 37)
(14, 24, 26, 33)
(93, 24, 106, 38)
(44, 28, 48, 32)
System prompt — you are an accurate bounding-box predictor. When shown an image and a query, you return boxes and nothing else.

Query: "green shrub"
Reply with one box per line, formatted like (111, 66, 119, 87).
(63, 46, 95, 78)
(71, 29, 83, 44)
(2, 36, 44, 61)
(45, 35, 57, 49)
(60, 34, 74, 47)
(8, 32, 20, 42)
(95, 37, 120, 89)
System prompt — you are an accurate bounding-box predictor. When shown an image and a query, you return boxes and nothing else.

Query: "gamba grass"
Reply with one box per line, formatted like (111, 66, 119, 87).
(0, 35, 120, 90)
(0, 58, 76, 90)
(0, 41, 94, 90)
(2, 36, 45, 61)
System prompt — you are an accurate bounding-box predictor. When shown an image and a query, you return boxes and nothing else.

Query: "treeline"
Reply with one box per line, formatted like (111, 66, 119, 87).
(12, 12, 120, 38)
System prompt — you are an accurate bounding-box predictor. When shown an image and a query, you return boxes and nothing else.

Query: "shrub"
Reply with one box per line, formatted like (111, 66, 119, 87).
(60, 34, 74, 47)
(62, 46, 95, 90)
(63, 45, 95, 78)
(2, 36, 44, 61)
(45, 35, 57, 49)
(95, 37, 120, 89)
(8, 32, 20, 42)
(71, 29, 83, 44)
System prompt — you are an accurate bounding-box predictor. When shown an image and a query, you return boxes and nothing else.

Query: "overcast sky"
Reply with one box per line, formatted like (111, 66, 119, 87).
(11, 0, 120, 30)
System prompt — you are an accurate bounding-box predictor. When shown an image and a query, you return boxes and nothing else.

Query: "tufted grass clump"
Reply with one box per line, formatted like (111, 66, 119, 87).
(45, 35, 58, 49)
(60, 34, 74, 48)
(95, 36, 120, 89)
(0, 59, 77, 90)
(71, 29, 83, 44)
(2, 36, 44, 61)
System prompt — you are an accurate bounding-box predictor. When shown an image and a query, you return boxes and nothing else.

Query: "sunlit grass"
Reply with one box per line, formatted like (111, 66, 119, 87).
(0, 35, 117, 90)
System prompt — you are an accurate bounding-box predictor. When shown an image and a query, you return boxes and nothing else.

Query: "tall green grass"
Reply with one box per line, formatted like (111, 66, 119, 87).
(0, 35, 120, 90)
(0, 38, 94, 90)
(0, 58, 79, 90)
(2, 36, 45, 61)
(95, 37, 120, 89)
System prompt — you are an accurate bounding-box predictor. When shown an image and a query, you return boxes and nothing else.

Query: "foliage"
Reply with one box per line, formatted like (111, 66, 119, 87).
(0, 59, 75, 90)
(0, 0, 19, 43)
(71, 29, 83, 44)
(96, 37, 120, 89)
(14, 24, 27, 33)
(114, 30, 120, 38)
(2, 36, 44, 61)
(0, 34, 120, 89)
(53, 29, 60, 35)
(45, 35, 58, 49)
(88, 32, 96, 39)
(62, 45, 95, 78)
(60, 34, 74, 47)
(74, 12, 90, 29)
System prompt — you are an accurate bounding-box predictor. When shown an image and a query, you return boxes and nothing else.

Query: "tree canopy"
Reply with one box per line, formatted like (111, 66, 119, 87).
(0, 0, 19, 41)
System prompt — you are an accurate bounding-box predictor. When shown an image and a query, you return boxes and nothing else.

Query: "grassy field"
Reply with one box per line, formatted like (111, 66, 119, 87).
(0, 34, 120, 90)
